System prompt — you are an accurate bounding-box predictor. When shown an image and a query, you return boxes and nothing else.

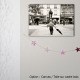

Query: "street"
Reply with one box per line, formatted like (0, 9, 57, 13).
(29, 24, 74, 36)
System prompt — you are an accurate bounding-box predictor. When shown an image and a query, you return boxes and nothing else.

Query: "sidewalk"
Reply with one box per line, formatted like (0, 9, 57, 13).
(29, 24, 74, 36)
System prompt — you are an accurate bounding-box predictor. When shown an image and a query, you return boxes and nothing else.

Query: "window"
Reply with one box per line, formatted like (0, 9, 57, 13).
(54, 5, 57, 9)
(54, 10, 57, 15)
(40, 5, 43, 8)
(47, 4, 50, 9)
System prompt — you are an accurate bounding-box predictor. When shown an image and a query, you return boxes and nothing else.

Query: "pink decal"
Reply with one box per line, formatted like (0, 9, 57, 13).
(32, 41, 37, 46)
(45, 47, 50, 52)
(61, 50, 65, 55)
(75, 47, 80, 52)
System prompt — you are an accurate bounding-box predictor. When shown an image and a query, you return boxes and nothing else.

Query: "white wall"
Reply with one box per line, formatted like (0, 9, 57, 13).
(21, 0, 80, 80)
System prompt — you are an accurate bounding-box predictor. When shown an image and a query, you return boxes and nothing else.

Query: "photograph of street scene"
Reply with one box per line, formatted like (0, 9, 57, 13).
(29, 4, 74, 36)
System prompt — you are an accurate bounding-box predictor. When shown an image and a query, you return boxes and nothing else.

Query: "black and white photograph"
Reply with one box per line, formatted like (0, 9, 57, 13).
(28, 4, 74, 36)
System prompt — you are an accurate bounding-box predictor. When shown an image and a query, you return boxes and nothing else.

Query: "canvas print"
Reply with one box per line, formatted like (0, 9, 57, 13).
(29, 4, 74, 36)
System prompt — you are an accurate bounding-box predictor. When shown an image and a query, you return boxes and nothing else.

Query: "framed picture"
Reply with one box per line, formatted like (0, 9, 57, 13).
(28, 4, 75, 36)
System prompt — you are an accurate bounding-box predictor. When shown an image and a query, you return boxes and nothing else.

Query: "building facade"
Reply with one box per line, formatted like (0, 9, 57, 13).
(60, 4, 74, 24)
(29, 4, 74, 25)
(40, 4, 60, 23)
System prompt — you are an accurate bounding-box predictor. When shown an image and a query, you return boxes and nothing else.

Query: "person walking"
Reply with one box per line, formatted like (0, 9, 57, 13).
(47, 19, 54, 35)
(63, 19, 65, 25)
(34, 17, 40, 25)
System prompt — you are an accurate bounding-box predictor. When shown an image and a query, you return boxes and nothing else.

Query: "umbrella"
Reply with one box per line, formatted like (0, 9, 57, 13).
(56, 29, 63, 35)
(54, 27, 63, 35)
